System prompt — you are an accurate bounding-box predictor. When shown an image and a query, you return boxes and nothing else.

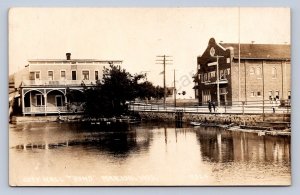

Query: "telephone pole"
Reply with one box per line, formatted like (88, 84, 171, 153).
(174, 69, 177, 107)
(156, 55, 173, 108)
(210, 55, 224, 107)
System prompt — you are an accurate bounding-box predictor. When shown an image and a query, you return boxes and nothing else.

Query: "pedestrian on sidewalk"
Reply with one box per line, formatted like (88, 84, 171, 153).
(212, 101, 216, 112)
(208, 100, 212, 113)
(272, 97, 276, 113)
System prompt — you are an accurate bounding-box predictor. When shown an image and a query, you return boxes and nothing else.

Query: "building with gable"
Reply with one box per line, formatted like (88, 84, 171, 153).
(19, 53, 122, 115)
(193, 38, 290, 106)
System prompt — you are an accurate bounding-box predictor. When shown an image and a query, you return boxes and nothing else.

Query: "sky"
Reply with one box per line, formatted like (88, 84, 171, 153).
(9, 7, 290, 98)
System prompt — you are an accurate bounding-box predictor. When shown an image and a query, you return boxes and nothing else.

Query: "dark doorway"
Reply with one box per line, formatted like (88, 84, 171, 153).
(72, 71, 77, 80)
(220, 95, 226, 106)
(56, 96, 63, 107)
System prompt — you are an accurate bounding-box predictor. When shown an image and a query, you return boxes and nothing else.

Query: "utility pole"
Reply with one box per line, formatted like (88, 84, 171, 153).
(156, 55, 172, 108)
(238, 7, 241, 104)
(174, 69, 176, 107)
(216, 56, 220, 107)
(209, 55, 224, 107)
(262, 60, 265, 121)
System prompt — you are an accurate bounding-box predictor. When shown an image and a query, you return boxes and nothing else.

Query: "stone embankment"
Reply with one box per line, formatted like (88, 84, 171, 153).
(11, 111, 290, 128)
(137, 111, 290, 126)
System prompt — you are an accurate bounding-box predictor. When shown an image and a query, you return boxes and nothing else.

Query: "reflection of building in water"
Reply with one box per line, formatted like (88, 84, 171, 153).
(196, 128, 234, 163)
(196, 128, 290, 164)
(13, 123, 153, 160)
(232, 132, 290, 164)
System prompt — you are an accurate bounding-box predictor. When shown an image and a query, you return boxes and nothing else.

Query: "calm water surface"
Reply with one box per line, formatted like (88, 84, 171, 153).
(9, 122, 291, 186)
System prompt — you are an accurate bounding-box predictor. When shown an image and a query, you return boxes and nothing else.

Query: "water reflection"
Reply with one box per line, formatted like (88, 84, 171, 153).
(11, 122, 154, 158)
(9, 122, 291, 186)
(195, 127, 290, 165)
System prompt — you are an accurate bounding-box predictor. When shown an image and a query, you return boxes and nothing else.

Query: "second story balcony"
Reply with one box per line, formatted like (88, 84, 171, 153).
(21, 80, 99, 87)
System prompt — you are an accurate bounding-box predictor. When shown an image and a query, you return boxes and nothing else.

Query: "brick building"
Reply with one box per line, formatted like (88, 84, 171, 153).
(19, 53, 122, 115)
(193, 38, 290, 106)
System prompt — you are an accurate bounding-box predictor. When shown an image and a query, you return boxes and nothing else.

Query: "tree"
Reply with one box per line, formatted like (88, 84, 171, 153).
(81, 65, 163, 118)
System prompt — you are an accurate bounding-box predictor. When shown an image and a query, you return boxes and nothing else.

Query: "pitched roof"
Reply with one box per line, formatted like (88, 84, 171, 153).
(220, 43, 290, 60)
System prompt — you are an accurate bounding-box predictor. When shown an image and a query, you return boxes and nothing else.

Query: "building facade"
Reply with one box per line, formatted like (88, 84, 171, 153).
(20, 53, 122, 115)
(193, 38, 291, 106)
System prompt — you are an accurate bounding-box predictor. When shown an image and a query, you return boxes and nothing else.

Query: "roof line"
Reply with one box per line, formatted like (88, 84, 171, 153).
(232, 57, 290, 60)
(216, 42, 227, 51)
(28, 59, 123, 62)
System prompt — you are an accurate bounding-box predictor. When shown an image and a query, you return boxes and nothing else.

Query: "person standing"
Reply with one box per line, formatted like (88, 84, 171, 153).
(208, 100, 212, 113)
(272, 97, 276, 113)
(212, 101, 216, 112)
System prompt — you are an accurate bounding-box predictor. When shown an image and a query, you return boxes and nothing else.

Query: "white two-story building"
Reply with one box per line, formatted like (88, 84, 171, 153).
(20, 53, 122, 115)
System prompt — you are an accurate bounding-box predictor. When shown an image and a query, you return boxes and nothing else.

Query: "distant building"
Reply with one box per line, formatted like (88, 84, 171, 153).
(20, 53, 122, 115)
(193, 38, 290, 105)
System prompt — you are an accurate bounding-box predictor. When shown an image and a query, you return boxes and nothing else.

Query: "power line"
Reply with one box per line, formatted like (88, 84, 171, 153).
(156, 55, 173, 108)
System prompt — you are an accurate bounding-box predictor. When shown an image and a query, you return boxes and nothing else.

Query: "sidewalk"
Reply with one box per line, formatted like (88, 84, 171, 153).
(129, 104, 291, 114)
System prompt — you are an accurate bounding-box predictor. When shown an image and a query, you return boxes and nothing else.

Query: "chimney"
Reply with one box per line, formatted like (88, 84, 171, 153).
(66, 53, 71, 60)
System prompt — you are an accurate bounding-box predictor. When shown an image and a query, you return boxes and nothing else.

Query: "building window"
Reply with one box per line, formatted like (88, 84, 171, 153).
(220, 88, 227, 94)
(198, 73, 200, 80)
(36, 94, 45, 106)
(201, 74, 204, 83)
(72, 71, 77, 80)
(275, 91, 279, 99)
(202, 90, 211, 103)
(211, 71, 215, 78)
(269, 91, 273, 100)
(226, 58, 230, 63)
(251, 91, 255, 97)
(48, 71, 53, 80)
(272, 67, 277, 78)
(226, 68, 230, 75)
(30, 71, 40, 80)
(204, 73, 208, 81)
(257, 91, 261, 97)
(29, 72, 35, 80)
(249, 67, 255, 75)
(220, 70, 226, 80)
(197, 64, 201, 70)
(256, 67, 262, 78)
(82, 71, 89, 80)
(36, 71, 40, 80)
(61, 70, 66, 80)
(95, 71, 99, 80)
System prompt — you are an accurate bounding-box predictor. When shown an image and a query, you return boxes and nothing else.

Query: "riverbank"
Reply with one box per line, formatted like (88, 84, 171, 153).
(11, 115, 83, 123)
(137, 111, 290, 125)
(11, 111, 290, 126)
(11, 111, 291, 136)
